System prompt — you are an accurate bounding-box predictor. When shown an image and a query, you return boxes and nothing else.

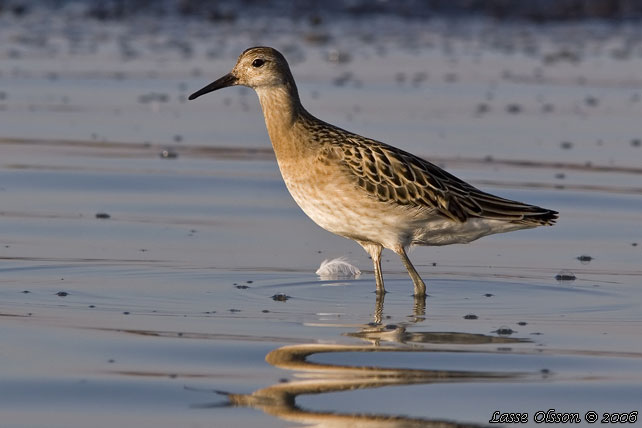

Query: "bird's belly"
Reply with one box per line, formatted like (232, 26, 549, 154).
(284, 177, 416, 248)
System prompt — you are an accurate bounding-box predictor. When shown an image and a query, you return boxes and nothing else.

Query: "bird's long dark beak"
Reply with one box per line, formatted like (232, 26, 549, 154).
(188, 73, 238, 100)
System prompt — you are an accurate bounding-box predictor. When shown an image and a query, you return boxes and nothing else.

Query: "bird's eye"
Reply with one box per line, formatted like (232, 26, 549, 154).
(252, 58, 265, 68)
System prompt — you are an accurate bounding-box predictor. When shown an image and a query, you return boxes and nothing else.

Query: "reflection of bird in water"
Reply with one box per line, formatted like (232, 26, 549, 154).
(194, 342, 529, 427)
(190, 47, 558, 297)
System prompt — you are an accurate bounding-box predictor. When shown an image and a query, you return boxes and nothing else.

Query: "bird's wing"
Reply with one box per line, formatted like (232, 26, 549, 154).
(334, 135, 557, 225)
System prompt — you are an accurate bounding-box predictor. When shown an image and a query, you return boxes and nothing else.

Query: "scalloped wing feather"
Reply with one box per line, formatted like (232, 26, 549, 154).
(334, 135, 558, 226)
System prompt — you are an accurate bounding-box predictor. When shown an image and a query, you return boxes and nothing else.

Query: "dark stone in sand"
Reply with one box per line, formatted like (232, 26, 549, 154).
(577, 255, 593, 263)
(517, 321, 528, 326)
(463, 314, 478, 320)
(235, 285, 250, 289)
(494, 327, 515, 335)
(272, 293, 290, 302)
(560, 141, 573, 150)
(555, 271, 576, 281)
(160, 149, 178, 159)
(95, 212, 111, 219)
(56, 291, 69, 297)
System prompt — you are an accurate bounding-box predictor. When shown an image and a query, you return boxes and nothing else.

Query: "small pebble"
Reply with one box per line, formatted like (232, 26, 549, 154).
(555, 270, 576, 281)
(577, 255, 593, 263)
(463, 314, 478, 320)
(517, 321, 528, 326)
(235, 285, 250, 290)
(56, 291, 69, 297)
(494, 327, 515, 335)
(160, 149, 178, 159)
(95, 212, 110, 219)
(560, 141, 573, 150)
(272, 293, 290, 302)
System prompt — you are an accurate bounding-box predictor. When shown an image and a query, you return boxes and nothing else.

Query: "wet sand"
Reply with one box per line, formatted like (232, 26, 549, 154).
(1, 11, 642, 427)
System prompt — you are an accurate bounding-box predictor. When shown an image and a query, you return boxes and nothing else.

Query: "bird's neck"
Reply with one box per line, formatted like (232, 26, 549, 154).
(255, 82, 314, 161)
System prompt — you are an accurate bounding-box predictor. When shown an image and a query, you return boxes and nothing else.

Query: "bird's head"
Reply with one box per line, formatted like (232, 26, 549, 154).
(189, 47, 293, 100)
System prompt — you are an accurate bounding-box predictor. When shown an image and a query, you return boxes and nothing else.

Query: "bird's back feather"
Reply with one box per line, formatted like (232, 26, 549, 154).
(307, 119, 558, 226)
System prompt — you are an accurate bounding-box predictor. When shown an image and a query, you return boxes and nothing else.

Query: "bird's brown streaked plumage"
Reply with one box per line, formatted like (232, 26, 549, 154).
(189, 46, 558, 297)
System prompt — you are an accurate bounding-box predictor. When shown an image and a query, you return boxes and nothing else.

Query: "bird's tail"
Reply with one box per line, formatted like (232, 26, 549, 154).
(519, 208, 558, 226)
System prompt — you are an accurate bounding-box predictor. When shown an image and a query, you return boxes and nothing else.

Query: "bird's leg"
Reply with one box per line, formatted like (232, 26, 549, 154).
(395, 246, 427, 296)
(359, 242, 385, 295)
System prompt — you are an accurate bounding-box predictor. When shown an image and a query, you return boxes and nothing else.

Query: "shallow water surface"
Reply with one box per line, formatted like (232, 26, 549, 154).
(1, 138, 641, 427)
